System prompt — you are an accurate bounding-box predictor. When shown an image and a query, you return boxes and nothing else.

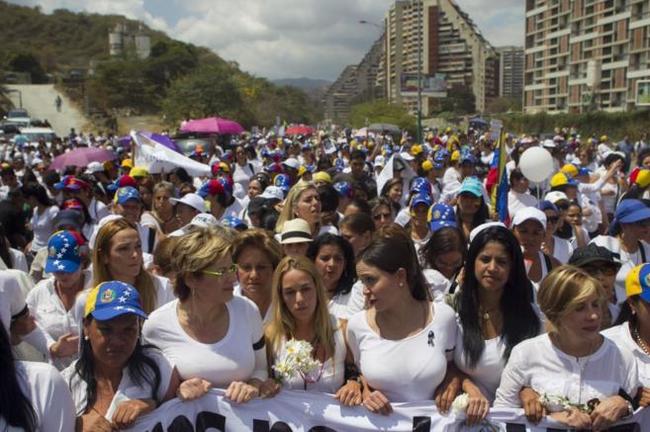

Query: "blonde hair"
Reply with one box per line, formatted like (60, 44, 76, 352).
(537, 265, 606, 331)
(92, 218, 157, 313)
(275, 181, 317, 233)
(232, 229, 283, 268)
(265, 256, 336, 366)
(170, 227, 234, 301)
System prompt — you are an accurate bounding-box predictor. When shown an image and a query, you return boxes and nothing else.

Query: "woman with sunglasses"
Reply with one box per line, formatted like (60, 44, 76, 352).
(143, 227, 278, 404)
(370, 198, 394, 230)
(591, 199, 650, 304)
(539, 201, 574, 264)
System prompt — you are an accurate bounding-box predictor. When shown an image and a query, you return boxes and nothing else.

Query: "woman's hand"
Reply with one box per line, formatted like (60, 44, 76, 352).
(590, 395, 630, 430)
(464, 388, 490, 426)
(434, 374, 461, 414)
(225, 381, 260, 404)
(335, 379, 363, 406)
(112, 399, 155, 429)
(177, 378, 211, 401)
(362, 390, 392, 415)
(258, 378, 281, 399)
(78, 411, 116, 432)
(50, 333, 79, 358)
(638, 386, 650, 407)
(549, 409, 592, 429)
(519, 387, 545, 424)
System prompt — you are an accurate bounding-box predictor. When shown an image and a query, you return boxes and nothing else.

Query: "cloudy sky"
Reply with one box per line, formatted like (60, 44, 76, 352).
(9, 0, 524, 81)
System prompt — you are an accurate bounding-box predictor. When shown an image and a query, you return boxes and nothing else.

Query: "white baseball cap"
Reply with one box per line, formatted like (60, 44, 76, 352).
(260, 186, 284, 201)
(511, 207, 547, 231)
(544, 191, 569, 204)
(169, 193, 206, 213)
(85, 161, 105, 174)
(282, 157, 300, 170)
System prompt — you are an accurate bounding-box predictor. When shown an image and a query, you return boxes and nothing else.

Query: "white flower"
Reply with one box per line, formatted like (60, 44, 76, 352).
(273, 339, 323, 384)
(451, 393, 470, 414)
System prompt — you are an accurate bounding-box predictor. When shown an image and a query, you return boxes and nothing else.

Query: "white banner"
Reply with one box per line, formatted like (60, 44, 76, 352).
(131, 131, 211, 177)
(127, 389, 649, 432)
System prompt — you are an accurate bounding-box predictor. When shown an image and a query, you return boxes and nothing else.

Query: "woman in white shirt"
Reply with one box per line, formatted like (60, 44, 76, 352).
(265, 256, 361, 405)
(64, 281, 207, 431)
(232, 229, 283, 324)
(347, 226, 457, 415)
(495, 266, 638, 430)
(451, 224, 541, 424)
(307, 234, 362, 321)
(24, 183, 59, 254)
(419, 223, 465, 297)
(232, 145, 257, 192)
(0, 222, 28, 272)
(540, 200, 574, 264)
(603, 263, 650, 406)
(142, 228, 277, 404)
(0, 322, 75, 432)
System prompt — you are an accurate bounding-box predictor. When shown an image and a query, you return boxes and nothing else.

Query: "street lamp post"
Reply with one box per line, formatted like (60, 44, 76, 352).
(416, 0, 423, 144)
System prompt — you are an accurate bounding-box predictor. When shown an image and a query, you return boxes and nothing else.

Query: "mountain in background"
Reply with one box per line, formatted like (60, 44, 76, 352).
(273, 77, 332, 102)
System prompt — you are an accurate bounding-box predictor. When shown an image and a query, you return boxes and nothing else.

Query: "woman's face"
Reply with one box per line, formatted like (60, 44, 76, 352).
(139, 187, 152, 208)
(513, 219, 545, 255)
(340, 226, 371, 258)
(314, 244, 345, 293)
(186, 255, 236, 304)
(388, 184, 402, 203)
(474, 241, 511, 293)
(236, 247, 274, 300)
(433, 250, 463, 280)
(557, 292, 602, 342)
(176, 203, 198, 227)
(579, 150, 591, 165)
(565, 205, 582, 226)
(372, 205, 393, 229)
(283, 242, 310, 258)
(248, 180, 263, 199)
(581, 263, 618, 303)
(53, 268, 83, 289)
(105, 228, 142, 282)
(84, 314, 140, 370)
(294, 188, 321, 226)
(512, 176, 529, 194)
(356, 260, 404, 312)
(622, 219, 650, 243)
(458, 193, 481, 215)
(643, 155, 650, 169)
(153, 189, 172, 214)
(235, 147, 247, 164)
(411, 203, 429, 224)
(281, 269, 318, 324)
(630, 297, 650, 332)
(543, 209, 560, 235)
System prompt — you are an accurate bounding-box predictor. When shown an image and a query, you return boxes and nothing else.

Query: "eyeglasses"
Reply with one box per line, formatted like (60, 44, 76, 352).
(201, 264, 238, 278)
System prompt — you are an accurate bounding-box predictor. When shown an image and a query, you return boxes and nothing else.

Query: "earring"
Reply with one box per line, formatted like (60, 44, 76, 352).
(399, 282, 404, 287)
(84, 335, 89, 341)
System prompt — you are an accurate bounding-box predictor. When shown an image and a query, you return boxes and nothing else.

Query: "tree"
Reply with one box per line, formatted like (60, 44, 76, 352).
(162, 64, 246, 125)
(486, 96, 522, 114)
(349, 100, 416, 134)
(440, 86, 476, 114)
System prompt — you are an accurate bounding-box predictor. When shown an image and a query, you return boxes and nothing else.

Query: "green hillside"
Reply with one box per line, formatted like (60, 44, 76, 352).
(0, 1, 321, 126)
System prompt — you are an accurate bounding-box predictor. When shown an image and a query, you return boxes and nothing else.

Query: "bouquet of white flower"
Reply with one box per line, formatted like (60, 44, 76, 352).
(539, 393, 598, 414)
(273, 339, 323, 389)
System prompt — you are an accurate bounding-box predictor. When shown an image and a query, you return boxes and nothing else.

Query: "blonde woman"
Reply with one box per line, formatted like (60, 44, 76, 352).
(495, 266, 638, 430)
(265, 256, 362, 405)
(90, 218, 175, 313)
(142, 227, 277, 403)
(275, 181, 337, 237)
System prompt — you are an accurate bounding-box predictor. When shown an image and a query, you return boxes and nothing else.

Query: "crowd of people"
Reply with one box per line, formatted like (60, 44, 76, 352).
(1, 125, 649, 431)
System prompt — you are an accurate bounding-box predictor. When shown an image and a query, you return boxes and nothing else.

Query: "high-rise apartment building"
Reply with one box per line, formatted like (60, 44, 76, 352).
(382, 0, 499, 114)
(524, 0, 650, 114)
(498, 46, 525, 100)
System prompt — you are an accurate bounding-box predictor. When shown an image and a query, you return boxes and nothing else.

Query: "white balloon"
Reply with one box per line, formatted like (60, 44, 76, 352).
(519, 147, 554, 183)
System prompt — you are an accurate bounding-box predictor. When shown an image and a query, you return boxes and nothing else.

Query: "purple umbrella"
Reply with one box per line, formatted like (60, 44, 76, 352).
(50, 147, 116, 170)
(180, 117, 244, 135)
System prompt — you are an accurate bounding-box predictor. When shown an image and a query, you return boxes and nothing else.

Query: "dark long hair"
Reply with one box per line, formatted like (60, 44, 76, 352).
(0, 323, 37, 431)
(307, 234, 357, 296)
(0, 222, 14, 268)
(358, 225, 430, 301)
(420, 226, 465, 272)
(73, 317, 162, 415)
(459, 226, 540, 368)
(455, 196, 490, 243)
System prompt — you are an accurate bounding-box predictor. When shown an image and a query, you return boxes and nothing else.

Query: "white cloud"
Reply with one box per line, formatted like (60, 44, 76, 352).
(9, 0, 524, 79)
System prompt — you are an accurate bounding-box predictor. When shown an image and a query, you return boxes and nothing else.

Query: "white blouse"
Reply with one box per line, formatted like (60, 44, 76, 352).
(494, 334, 638, 408)
(603, 323, 650, 387)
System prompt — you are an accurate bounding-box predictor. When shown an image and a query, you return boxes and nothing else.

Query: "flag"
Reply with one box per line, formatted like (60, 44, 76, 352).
(490, 130, 509, 223)
(131, 130, 211, 177)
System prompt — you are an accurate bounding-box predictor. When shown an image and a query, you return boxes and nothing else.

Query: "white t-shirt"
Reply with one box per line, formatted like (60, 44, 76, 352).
(590, 235, 650, 304)
(603, 323, 650, 387)
(87, 197, 110, 225)
(551, 235, 574, 264)
(0, 249, 29, 273)
(422, 269, 453, 299)
(454, 333, 507, 404)
(328, 281, 365, 321)
(62, 348, 173, 419)
(272, 317, 346, 394)
(0, 361, 75, 432)
(507, 190, 538, 218)
(26, 271, 92, 370)
(142, 296, 268, 387)
(0, 270, 27, 332)
(233, 163, 256, 192)
(30, 206, 59, 252)
(494, 334, 638, 408)
(346, 300, 457, 402)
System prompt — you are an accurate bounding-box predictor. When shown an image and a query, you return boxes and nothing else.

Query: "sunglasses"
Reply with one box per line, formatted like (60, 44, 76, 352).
(201, 264, 238, 278)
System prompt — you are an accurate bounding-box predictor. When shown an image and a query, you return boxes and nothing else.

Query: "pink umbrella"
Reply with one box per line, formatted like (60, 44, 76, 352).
(180, 117, 244, 135)
(50, 147, 115, 170)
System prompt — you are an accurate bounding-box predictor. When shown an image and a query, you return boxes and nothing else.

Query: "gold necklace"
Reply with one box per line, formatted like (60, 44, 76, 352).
(632, 326, 650, 356)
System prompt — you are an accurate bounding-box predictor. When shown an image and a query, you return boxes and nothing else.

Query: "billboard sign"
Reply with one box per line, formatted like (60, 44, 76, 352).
(400, 73, 447, 97)
(636, 81, 650, 106)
